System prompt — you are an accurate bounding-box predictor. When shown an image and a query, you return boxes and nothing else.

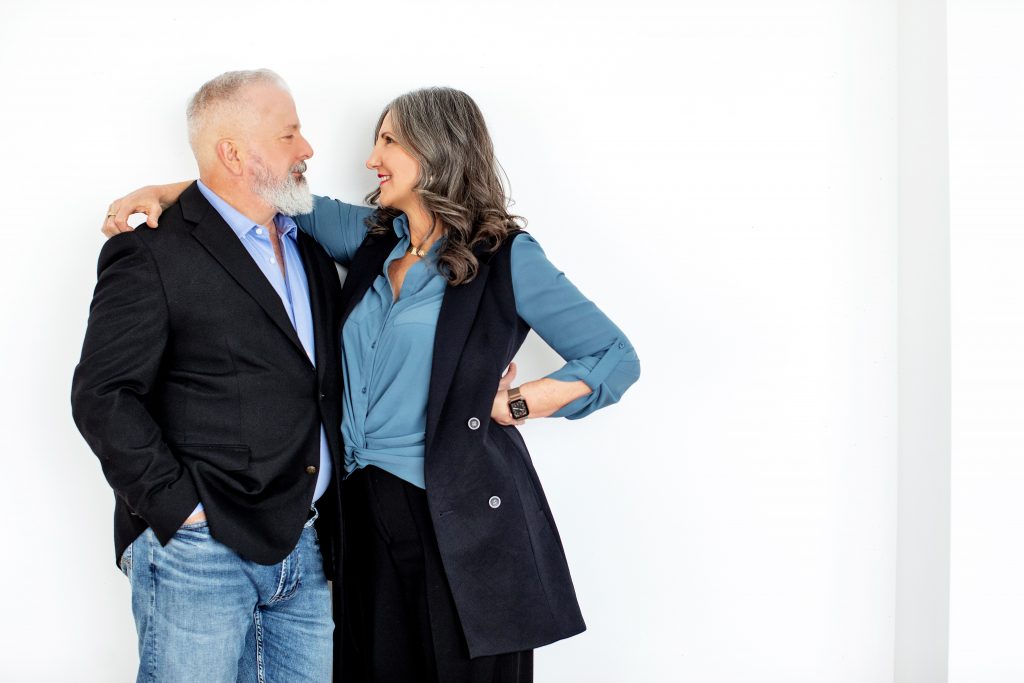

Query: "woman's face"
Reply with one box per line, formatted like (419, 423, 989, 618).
(366, 111, 421, 214)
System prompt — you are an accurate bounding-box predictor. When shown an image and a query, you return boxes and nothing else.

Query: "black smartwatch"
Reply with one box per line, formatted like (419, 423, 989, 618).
(507, 387, 530, 420)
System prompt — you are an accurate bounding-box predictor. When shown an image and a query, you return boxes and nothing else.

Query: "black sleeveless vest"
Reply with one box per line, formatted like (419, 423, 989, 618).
(337, 225, 586, 656)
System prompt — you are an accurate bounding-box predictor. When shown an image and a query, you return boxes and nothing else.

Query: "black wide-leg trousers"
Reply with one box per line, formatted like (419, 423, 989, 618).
(340, 465, 533, 683)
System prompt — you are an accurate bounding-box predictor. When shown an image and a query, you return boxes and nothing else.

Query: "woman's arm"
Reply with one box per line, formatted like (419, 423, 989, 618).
(490, 362, 592, 426)
(294, 195, 375, 267)
(103, 182, 192, 236)
(489, 233, 641, 425)
(101, 183, 375, 267)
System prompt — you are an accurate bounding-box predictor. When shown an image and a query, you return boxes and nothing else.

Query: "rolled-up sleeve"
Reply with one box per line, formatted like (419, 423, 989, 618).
(511, 233, 641, 419)
(295, 195, 376, 267)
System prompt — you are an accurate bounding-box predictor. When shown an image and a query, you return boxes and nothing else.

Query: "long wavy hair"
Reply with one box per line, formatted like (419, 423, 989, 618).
(364, 87, 524, 286)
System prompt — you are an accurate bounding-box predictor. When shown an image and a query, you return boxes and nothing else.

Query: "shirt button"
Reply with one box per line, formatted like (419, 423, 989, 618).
(361, 387, 368, 395)
(467, 417, 481, 430)
(255, 227, 264, 235)
(618, 342, 625, 349)
(488, 496, 501, 509)
(269, 257, 277, 265)
(371, 341, 377, 349)
(306, 466, 317, 475)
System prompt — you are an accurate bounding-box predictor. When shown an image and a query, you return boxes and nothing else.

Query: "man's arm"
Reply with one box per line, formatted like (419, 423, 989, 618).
(71, 232, 199, 545)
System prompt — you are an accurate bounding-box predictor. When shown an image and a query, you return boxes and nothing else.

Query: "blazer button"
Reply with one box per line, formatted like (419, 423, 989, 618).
(467, 417, 481, 430)
(489, 496, 501, 509)
(306, 465, 318, 475)
(319, 392, 326, 400)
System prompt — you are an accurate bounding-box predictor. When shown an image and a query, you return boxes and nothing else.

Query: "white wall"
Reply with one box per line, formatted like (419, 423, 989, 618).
(948, 2, 1024, 681)
(0, 1, 899, 681)
(895, 0, 951, 681)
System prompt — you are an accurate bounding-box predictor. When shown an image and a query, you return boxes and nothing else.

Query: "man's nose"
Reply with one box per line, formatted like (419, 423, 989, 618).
(299, 134, 313, 159)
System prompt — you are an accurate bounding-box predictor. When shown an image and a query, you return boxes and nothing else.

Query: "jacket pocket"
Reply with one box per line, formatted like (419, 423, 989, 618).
(170, 443, 252, 472)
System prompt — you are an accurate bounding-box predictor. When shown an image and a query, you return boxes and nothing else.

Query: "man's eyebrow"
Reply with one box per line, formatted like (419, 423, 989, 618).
(283, 123, 299, 132)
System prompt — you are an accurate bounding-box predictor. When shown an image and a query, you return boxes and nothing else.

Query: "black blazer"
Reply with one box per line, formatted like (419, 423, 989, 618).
(338, 227, 586, 658)
(71, 183, 344, 570)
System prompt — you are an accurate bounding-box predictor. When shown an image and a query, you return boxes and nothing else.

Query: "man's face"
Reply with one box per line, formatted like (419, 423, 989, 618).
(242, 84, 314, 215)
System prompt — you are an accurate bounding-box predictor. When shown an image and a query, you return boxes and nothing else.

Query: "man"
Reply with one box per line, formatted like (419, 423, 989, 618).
(71, 69, 342, 681)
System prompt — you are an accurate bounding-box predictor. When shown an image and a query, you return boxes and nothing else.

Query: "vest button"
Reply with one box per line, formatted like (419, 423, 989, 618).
(306, 465, 317, 475)
(467, 417, 481, 430)
(489, 496, 501, 509)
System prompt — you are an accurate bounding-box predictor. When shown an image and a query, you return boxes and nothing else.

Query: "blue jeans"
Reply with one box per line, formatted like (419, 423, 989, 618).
(120, 513, 332, 682)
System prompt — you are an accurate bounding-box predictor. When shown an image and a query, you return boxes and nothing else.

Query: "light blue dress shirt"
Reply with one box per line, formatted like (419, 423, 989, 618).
(297, 195, 640, 489)
(195, 181, 333, 511)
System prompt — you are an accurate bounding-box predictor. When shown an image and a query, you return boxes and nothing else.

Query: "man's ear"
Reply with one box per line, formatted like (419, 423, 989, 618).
(216, 139, 244, 176)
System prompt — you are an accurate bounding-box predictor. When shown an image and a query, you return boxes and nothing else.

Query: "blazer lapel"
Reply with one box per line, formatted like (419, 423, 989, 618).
(425, 260, 490, 451)
(297, 231, 333, 382)
(182, 185, 307, 359)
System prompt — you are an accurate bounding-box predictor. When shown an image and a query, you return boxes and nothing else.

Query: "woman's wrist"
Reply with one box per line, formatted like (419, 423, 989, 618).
(507, 385, 530, 421)
(491, 388, 522, 426)
(159, 181, 192, 208)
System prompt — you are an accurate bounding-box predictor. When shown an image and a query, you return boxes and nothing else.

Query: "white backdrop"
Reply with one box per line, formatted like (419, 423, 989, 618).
(948, 2, 1024, 681)
(0, 1, 900, 681)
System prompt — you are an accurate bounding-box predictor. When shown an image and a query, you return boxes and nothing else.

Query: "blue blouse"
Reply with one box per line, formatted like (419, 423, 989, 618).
(297, 196, 640, 489)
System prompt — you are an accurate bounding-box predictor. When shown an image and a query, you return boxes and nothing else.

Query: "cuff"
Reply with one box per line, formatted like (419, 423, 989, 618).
(133, 471, 201, 546)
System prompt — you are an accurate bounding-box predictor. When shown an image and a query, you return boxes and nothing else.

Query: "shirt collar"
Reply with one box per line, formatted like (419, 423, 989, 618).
(391, 212, 443, 256)
(391, 212, 411, 240)
(196, 180, 298, 241)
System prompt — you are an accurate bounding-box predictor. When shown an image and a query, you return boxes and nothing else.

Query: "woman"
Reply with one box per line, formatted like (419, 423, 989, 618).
(106, 87, 639, 682)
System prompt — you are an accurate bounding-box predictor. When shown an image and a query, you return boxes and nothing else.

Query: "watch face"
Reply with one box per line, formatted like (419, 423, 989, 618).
(509, 398, 529, 420)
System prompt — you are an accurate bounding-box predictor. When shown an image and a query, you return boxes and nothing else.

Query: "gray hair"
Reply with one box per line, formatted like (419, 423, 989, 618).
(186, 69, 289, 155)
(364, 87, 523, 286)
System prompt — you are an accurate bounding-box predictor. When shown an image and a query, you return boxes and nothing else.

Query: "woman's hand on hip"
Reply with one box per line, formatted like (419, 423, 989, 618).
(491, 362, 525, 426)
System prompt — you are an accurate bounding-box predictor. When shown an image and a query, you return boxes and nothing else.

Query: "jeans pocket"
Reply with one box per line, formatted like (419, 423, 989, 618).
(119, 543, 133, 578)
(176, 520, 211, 534)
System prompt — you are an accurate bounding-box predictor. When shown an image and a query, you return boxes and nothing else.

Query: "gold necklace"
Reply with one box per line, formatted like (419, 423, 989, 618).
(407, 223, 437, 258)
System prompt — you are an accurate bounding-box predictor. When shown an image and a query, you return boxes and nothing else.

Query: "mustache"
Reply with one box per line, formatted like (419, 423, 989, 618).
(291, 161, 308, 174)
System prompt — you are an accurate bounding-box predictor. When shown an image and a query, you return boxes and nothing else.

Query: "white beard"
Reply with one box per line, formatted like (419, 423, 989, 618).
(250, 159, 313, 216)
